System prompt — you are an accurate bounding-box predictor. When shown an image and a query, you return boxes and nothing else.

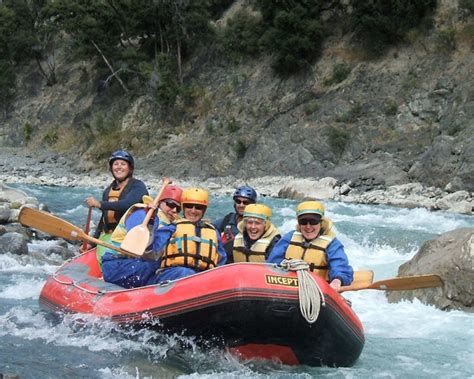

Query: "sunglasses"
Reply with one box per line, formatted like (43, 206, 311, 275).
(183, 203, 206, 211)
(298, 218, 321, 226)
(164, 200, 181, 212)
(234, 199, 252, 206)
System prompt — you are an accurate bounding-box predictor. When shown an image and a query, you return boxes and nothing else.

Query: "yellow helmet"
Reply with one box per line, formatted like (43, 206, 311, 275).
(296, 201, 325, 217)
(243, 204, 272, 220)
(181, 188, 209, 206)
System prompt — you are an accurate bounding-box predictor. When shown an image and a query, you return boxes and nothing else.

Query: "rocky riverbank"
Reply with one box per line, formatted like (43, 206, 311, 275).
(0, 147, 473, 215)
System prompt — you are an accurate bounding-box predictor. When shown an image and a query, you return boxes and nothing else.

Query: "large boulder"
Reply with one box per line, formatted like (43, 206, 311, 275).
(0, 232, 29, 255)
(387, 228, 474, 312)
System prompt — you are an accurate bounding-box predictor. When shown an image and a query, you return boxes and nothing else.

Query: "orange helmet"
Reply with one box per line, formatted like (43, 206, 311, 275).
(159, 185, 183, 204)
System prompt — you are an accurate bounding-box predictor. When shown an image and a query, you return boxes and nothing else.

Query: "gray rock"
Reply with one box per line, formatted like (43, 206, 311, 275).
(387, 228, 474, 312)
(44, 243, 76, 260)
(0, 232, 29, 255)
(0, 205, 10, 223)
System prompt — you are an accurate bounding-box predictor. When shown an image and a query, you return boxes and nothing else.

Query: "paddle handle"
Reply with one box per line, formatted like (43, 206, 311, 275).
(141, 178, 171, 226)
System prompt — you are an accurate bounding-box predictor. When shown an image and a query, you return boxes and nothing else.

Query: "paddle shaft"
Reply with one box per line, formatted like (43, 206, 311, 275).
(81, 207, 92, 251)
(142, 178, 172, 225)
(340, 274, 443, 292)
(18, 207, 141, 258)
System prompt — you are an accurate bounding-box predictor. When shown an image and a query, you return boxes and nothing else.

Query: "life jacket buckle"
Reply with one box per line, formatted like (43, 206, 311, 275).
(192, 236, 201, 243)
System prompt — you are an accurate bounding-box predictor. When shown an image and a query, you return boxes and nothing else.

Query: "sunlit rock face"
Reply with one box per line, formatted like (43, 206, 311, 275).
(387, 228, 474, 312)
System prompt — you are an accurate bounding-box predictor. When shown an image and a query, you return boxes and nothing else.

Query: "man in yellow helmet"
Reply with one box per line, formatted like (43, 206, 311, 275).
(266, 200, 353, 291)
(151, 187, 227, 282)
(232, 204, 281, 263)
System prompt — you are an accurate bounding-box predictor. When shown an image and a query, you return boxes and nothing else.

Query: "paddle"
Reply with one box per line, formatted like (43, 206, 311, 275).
(18, 207, 141, 258)
(340, 274, 443, 292)
(351, 270, 374, 287)
(120, 178, 171, 256)
(80, 206, 92, 253)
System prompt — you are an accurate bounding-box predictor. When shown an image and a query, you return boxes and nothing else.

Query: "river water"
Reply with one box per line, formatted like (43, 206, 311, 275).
(1, 183, 473, 379)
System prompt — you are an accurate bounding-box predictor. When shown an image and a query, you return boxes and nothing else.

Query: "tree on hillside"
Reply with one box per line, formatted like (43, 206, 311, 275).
(350, 0, 438, 55)
(0, 0, 58, 86)
(235, 0, 327, 76)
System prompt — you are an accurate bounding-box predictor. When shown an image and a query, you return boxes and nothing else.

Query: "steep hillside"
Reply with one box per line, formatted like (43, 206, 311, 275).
(1, 0, 473, 193)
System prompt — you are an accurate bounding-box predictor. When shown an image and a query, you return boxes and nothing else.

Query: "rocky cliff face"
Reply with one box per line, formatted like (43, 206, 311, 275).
(0, 0, 472, 194)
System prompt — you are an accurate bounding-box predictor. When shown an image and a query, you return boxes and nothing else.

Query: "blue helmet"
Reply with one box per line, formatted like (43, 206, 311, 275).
(233, 185, 257, 203)
(109, 149, 134, 169)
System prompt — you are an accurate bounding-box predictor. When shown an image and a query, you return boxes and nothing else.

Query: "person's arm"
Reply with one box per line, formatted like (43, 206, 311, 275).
(326, 238, 354, 287)
(212, 216, 225, 233)
(100, 179, 148, 214)
(266, 231, 293, 264)
(146, 223, 176, 261)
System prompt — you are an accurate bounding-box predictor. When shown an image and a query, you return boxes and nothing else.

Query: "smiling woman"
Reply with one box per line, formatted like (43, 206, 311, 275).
(83, 149, 148, 266)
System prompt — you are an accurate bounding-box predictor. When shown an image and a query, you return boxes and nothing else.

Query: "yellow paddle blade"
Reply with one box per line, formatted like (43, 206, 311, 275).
(119, 225, 150, 256)
(352, 270, 374, 287)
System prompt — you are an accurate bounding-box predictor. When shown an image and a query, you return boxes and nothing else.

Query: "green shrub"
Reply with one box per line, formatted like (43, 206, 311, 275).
(256, 1, 325, 76)
(459, 0, 474, 12)
(437, 28, 457, 52)
(336, 103, 363, 122)
(350, 0, 437, 56)
(23, 121, 32, 142)
(226, 117, 240, 133)
(324, 63, 351, 86)
(303, 100, 320, 115)
(384, 99, 398, 116)
(234, 139, 247, 158)
(219, 9, 263, 59)
(325, 126, 350, 157)
(43, 130, 58, 145)
(0, 60, 16, 112)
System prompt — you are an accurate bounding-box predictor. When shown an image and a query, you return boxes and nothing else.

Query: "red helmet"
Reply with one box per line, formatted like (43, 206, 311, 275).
(159, 185, 183, 204)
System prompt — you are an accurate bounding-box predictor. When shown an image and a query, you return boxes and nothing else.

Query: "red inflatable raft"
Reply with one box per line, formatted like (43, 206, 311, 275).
(39, 249, 364, 367)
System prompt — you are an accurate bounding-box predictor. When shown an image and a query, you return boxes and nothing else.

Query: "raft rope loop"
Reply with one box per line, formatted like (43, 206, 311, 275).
(280, 259, 325, 324)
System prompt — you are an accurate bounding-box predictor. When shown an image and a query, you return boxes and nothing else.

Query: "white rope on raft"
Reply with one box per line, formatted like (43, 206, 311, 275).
(280, 259, 325, 324)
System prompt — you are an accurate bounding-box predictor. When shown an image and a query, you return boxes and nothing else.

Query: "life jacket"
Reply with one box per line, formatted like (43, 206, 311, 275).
(161, 219, 219, 271)
(284, 218, 336, 280)
(104, 180, 129, 231)
(233, 221, 280, 263)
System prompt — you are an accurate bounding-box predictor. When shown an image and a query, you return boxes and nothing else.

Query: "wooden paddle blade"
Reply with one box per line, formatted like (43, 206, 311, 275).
(119, 225, 150, 257)
(368, 274, 443, 291)
(352, 270, 374, 287)
(19, 207, 84, 241)
(341, 274, 443, 292)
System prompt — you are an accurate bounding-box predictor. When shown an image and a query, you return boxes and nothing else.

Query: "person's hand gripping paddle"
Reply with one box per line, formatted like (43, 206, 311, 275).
(120, 178, 171, 256)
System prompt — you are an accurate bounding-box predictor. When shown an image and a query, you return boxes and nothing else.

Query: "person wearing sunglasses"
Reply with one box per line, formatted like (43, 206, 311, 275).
(232, 204, 281, 263)
(101, 184, 183, 288)
(212, 185, 258, 261)
(151, 187, 227, 283)
(266, 201, 353, 291)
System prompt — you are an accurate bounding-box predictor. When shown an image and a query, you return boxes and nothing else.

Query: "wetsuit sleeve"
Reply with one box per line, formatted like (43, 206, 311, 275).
(100, 179, 148, 214)
(124, 208, 147, 230)
(212, 217, 225, 233)
(326, 238, 354, 286)
(151, 224, 176, 254)
(266, 231, 293, 264)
